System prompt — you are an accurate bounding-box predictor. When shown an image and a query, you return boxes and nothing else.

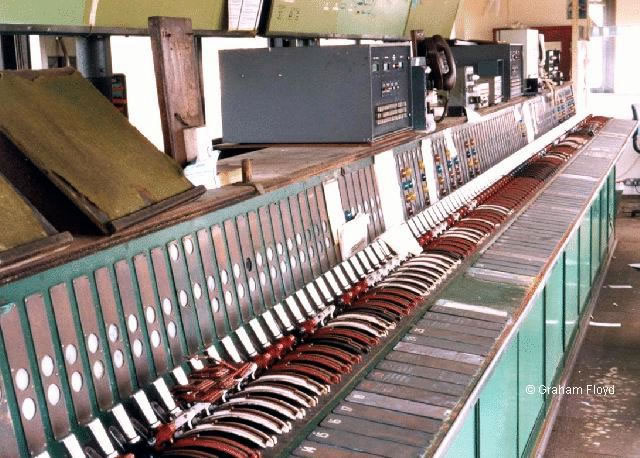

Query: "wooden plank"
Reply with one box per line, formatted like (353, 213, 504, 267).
(149, 16, 205, 166)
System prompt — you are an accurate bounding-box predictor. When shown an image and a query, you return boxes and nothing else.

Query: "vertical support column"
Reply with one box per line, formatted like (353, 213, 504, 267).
(149, 16, 206, 166)
(75, 35, 113, 100)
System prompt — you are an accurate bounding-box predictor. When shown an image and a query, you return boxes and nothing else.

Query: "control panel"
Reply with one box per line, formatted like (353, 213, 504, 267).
(430, 133, 462, 195)
(525, 85, 575, 138)
(545, 50, 563, 84)
(422, 108, 532, 202)
(530, 94, 558, 135)
(481, 75, 503, 105)
(371, 46, 412, 137)
(336, 162, 386, 242)
(554, 85, 576, 123)
(449, 66, 489, 115)
(509, 44, 524, 98)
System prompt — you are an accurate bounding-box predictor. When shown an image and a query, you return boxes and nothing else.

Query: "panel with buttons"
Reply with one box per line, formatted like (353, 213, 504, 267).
(554, 85, 576, 123)
(394, 142, 431, 219)
(375, 101, 408, 125)
(429, 136, 452, 198)
(370, 45, 412, 137)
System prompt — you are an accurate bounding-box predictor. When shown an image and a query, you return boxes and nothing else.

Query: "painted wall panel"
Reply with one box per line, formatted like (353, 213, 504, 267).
(0, 0, 226, 31)
(94, 0, 225, 30)
(0, 0, 87, 26)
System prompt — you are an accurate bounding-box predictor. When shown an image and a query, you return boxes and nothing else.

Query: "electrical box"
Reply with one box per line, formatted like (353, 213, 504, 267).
(448, 66, 489, 116)
(220, 44, 413, 143)
(509, 44, 524, 98)
(497, 29, 540, 79)
(449, 42, 514, 101)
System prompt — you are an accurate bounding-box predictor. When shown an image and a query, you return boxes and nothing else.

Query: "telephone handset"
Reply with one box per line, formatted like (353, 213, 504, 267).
(411, 31, 458, 125)
(412, 32, 457, 91)
(425, 35, 457, 91)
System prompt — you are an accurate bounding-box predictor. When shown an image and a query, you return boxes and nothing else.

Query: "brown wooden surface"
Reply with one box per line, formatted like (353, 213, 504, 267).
(218, 163, 243, 185)
(149, 16, 206, 166)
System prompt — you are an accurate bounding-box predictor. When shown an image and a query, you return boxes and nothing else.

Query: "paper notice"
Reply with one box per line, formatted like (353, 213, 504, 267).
(380, 224, 423, 258)
(323, 178, 346, 243)
(374, 149, 404, 230)
(228, 0, 263, 31)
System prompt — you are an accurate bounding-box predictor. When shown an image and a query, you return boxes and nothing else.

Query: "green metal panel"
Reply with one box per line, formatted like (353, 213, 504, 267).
(600, 187, 608, 259)
(445, 404, 477, 458)
(606, 173, 612, 241)
(579, 212, 591, 311)
(545, 260, 564, 388)
(591, 195, 601, 280)
(564, 234, 579, 346)
(479, 339, 518, 457)
(518, 293, 544, 456)
(0, 163, 355, 456)
(604, 174, 613, 243)
(608, 169, 616, 238)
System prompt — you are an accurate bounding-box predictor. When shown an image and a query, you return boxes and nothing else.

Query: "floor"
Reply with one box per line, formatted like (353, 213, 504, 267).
(545, 215, 640, 457)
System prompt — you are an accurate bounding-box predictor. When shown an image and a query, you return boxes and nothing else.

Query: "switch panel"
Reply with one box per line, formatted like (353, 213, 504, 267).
(394, 142, 431, 218)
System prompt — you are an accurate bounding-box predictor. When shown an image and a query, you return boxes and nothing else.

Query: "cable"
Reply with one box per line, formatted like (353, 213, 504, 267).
(436, 93, 449, 123)
(615, 155, 640, 183)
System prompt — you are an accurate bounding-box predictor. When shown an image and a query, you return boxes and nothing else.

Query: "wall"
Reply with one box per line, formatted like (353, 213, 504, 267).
(610, 0, 640, 193)
(110, 36, 267, 151)
(613, 1, 640, 93)
(103, 0, 640, 182)
(111, 36, 164, 150)
(452, 0, 508, 40)
(616, 0, 640, 26)
(453, 0, 571, 40)
(453, 0, 640, 194)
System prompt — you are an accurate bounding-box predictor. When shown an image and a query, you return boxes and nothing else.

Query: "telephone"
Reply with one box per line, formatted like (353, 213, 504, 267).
(426, 35, 457, 91)
(411, 31, 457, 124)
(412, 32, 457, 91)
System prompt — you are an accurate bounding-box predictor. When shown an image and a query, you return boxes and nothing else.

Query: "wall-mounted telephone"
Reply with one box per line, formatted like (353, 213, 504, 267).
(426, 35, 457, 91)
(411, 31, 457, 124)
(412, 32, 457, 91)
